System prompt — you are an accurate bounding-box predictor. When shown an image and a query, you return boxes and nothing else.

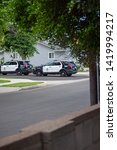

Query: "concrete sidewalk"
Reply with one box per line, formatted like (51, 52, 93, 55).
(0, 78, 47, 94)
(0, 87, 20, 94)
(77, 72, 89, 76)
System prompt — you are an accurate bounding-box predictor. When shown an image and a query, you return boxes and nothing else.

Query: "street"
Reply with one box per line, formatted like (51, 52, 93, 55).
(0, 74, 89, 137)
(0, 73, 88, 81)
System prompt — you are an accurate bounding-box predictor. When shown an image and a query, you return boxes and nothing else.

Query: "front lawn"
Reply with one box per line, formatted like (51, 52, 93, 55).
(2, 82, 43, 87)
(0, 79, 11, 83)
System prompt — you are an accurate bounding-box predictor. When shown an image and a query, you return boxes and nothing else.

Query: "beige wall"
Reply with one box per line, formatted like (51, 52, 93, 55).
(0, 104, 100, 150)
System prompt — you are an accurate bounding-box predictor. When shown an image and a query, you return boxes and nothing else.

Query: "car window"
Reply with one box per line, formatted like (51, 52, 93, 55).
(18, 61, 24, 65)
(25, 61, 30, 64)
(3, 62, 11, 65)
(53, 62, 61, 66)
(44, 62, 53, 66)
(10, 62, 17, 65)
(48, 62, 55, 66)
(44, 61, 61, 66)
(62, 61, 76, 67)
(70, 62, 76, 66)
(62, 61, 69, 65)
(69, 62, 75, 66)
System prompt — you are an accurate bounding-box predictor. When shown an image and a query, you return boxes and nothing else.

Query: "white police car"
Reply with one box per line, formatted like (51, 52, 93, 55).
(1, 60, 33, 75)
(33, 61, 77, 77)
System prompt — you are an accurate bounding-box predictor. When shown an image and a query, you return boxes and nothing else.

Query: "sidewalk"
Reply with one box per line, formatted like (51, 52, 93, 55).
(0, 78, 46, 94)
(0, 87, 20, 94)
(77, 72, 89, 76)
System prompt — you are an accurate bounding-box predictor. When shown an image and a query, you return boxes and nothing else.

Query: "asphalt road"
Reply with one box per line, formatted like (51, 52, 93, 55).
(0, 78, 90, 138)
(0, 73, 88, 81)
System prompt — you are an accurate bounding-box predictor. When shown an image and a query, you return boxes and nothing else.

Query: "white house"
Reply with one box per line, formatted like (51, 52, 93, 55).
(0, 42, 76, 66)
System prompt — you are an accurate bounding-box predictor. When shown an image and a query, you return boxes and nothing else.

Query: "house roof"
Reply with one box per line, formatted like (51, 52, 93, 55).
(38, 41, 68, 52)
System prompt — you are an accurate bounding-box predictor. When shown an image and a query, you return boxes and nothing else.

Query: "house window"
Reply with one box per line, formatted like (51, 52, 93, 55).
(48, 52, 55, 59)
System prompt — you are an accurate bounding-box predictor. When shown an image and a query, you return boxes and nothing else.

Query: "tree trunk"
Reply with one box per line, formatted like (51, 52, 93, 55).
(21, 55, 27, 60)
(89, 57, 98, 105)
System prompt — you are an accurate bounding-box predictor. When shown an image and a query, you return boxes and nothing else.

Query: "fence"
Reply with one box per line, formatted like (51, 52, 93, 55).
(0, 104, 100, 150)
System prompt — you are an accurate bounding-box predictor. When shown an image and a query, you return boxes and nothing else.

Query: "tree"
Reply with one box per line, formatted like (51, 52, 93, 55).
(2, 27, 37, 60)
(0, 0, 38, 60)
(0, 0, 10, 47)
(6, 0, 100, 105)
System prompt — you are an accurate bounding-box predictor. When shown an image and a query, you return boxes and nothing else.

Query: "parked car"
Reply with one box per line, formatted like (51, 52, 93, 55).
(1, 60, 33, 75)
(33, 60, 77, 77)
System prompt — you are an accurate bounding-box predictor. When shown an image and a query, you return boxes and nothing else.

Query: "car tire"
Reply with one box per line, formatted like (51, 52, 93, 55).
(43, 73, 47, 76)
(60, 70, 67, 77)
(16, 69, 22, 75)
(2, 73, 7, 75)
(36, 70, 42, 76)
(67, 74, 72, 77)
(23, 73, 29, 75)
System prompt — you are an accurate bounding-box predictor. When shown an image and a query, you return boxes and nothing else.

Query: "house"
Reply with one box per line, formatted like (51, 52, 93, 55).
(0, 42, 76, 66)
(30, 42, 77, 66)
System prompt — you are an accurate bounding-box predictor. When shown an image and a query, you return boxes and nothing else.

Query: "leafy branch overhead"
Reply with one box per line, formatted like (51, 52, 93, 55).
(0, 0, 10, 45)
(2, 28, 37, 60)
(0, 0, 37, 59)
(1, 0, 100, 105)
(8, 0, 99, 65)
(1, 0, 99, 64)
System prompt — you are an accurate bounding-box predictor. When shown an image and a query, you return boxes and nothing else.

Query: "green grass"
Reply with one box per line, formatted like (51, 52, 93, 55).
(0, 79, 11, 83)
(2, 82, 43, 87)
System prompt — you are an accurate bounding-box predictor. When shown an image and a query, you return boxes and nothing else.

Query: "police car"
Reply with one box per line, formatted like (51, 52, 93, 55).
(33, 60, 77, 77)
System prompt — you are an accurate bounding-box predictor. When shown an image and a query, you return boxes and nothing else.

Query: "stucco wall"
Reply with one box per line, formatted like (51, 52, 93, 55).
(0, 105, 100, 150)
(30, 43, 52, 66)
(30, 43, 76, 66)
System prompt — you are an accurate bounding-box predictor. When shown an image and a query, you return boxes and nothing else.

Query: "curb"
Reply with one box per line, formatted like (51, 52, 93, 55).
(18, 82, 47, 91)
(0, 82, 47, 94)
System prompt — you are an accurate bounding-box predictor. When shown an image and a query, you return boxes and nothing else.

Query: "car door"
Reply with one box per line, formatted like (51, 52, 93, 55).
(43, 62, 62, 73)
(46, 62, 62, 73)
(43, 62, 53, 73)
(51, 62, 62, 73)
(46, 62, 55, 73)
(9, 61, 18, 72)
(1, 62, 11, 72)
